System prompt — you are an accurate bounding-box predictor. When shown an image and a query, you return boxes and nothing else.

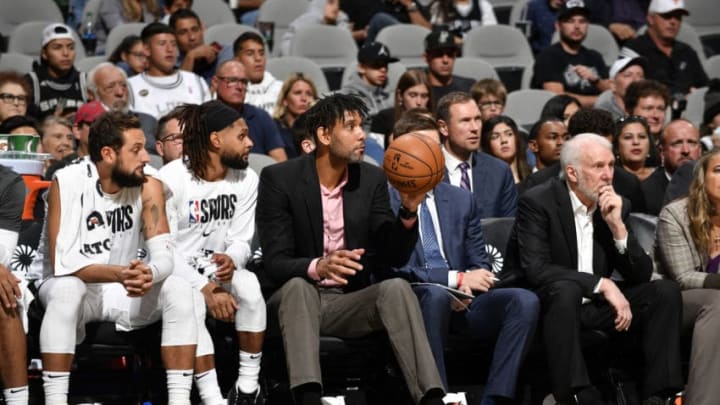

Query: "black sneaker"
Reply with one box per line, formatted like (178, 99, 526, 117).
(227, 385, 265, 405)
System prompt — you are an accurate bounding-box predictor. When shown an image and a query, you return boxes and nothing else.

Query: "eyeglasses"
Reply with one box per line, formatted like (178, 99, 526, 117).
(159, 132, 183, 144)
(0, 93, 28, 105)
(128, 52, 147, 60)
(216, 76, 249, 87)
(479, 100, 504, 110)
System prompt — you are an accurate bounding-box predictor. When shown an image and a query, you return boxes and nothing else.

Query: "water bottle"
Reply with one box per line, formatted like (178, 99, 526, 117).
(81, 12, 98, 56)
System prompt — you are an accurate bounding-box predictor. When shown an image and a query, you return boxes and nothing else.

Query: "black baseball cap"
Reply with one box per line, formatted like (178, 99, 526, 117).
(557, 0, 591, 21)
(424, 30, 459, 52)
(358, 42, 399, 65)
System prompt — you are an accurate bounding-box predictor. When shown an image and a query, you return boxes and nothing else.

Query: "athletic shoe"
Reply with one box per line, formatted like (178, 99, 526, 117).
(227, 386, 264, 405)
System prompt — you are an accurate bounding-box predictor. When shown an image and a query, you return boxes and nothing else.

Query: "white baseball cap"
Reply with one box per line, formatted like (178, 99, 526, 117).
(42, 23, 75, 47)
(609, 56, 647, 79)
(648, 0, 689, 15)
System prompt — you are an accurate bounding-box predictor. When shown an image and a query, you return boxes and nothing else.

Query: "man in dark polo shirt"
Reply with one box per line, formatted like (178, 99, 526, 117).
(625, 0, 708, 96)
(423, 30, 474, 102)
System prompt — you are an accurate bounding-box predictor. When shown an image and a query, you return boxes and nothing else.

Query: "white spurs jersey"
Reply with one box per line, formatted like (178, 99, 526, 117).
(158, 159, 258, 289)
(128, 70, 210, 120)
(28, 159, 144, 283)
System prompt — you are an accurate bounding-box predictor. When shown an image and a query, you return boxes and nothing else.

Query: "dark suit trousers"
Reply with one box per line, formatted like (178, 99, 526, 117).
(536, 279, 683, 402)
(267, 277, 444, 404)
(413, 285, 540, 397)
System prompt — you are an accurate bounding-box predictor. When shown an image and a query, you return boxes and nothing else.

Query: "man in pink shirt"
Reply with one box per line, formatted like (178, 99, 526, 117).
(256, 93, 445, 405)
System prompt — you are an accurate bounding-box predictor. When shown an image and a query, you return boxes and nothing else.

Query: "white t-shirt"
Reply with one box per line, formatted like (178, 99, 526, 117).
(128, 70, 211, 120)
(244, 71, 283, 116)
(158, 159, 258, 290)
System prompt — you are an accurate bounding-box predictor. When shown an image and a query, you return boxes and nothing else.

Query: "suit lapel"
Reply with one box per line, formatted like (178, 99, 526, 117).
(471, 152, 482, 193)
(342, 164, 361, 249)
(554, 180, 579, 268)
(434, 187, 458, 269)
(299, 155, 324, 256)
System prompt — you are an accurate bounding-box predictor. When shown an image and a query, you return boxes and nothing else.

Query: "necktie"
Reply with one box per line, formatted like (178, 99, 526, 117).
(458, 162, 471, 191)
(420, 201, 449, 269)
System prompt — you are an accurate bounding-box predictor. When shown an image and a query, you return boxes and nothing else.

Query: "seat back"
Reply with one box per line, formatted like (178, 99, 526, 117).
(9, 21, 87, 60)
(480, 217, 516, 277)
(682, 86, 707, 127)
(463, 25, 534, 68)
(248, 152, 277, 175)
(684, 1, 720, 36)
(551, 24, 619, 67)
(452, 57, 500, 82)
(257, 0, 309, 56)
(191, 0, 236, 27)
(266, 56, 330, 95)
(0, 0, 63, 36)
(627, 212, 658, 257)
(0, 52, 35, 74)
(75, 55, 107, 73)
(289, 25, 357, 69)
(375, 24, 432, 69)
(504, 89, 557, 129)
(706, 54, 720, 79)
(204, 23, 263, 48)
(104, 22, 146, 60)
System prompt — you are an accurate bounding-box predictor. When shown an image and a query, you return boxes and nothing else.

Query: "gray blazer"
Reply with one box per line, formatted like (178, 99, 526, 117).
(655, 198, 707, 289)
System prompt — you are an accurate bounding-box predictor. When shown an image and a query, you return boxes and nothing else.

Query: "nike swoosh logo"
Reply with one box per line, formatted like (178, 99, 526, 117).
(46, 374, 64, 379)
(182, 372, 193, 377)
(250, 354, 261, 359)
(202, 230, 214, 237)
(10, 388, 28, 393)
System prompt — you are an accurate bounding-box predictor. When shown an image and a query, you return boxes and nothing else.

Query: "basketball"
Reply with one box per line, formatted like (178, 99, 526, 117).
(383, 133, 445, 194)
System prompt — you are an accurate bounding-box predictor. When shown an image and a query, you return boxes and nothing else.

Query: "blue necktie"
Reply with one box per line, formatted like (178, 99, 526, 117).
(420, 201, 449, 269)
(458, 162, 471, 191)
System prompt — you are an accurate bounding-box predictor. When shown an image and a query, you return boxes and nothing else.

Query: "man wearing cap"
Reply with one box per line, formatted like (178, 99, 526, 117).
(71, 101, 104, 159)
(594, 53, 646, 119)
(341, 42, 398, 119)
(25, 23, 88, 120)
(625, 0, 708, 96)
(86, 62, 159, 154)
(531, 0, 611, 108)
(424, 30, 474, 102)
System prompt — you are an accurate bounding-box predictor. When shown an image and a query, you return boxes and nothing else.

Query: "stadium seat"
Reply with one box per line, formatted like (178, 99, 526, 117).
(0, 0, 63, 39)
(191, 0, 236, 27)
(551, 24, 619, 68)
(75, 55, 107, 73)
(375, 24, 432, 69)
(0, 52, 35, 74)
(288, 25, 357, 70)
(8, 21, 87, 61)
(508, 0, 531, 28)
(266, 56, 330, 95)
(204, 23, 263, 48)
(627, 212, 658, 257)
(683, 86, 707, 129)
(104, 22, 146, 61)
(248, 152, 277, 175)
(706, 54, 720, 79)
(504, 89, 557, 130)
(684, 0, 720, 40)
(452, 57, 500, 82)
(340, 61, 407, 98)
(257, 0, 309, 56)
(462, 25, 534, 92)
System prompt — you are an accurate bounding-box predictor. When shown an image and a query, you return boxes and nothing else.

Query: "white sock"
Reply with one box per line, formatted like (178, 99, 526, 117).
(194, 369, 225, 405)
(3, 386, 29, 405)
(42, 371, 70, 405)
(236, 350, 261, 394)
(166, 369, 193, 405)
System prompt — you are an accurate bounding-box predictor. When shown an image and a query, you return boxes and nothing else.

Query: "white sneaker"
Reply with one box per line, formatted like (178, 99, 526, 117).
(443, 392, 468, 405)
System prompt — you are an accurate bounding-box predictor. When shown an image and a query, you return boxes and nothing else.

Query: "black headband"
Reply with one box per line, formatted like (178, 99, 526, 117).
(204, 102, 242, 135)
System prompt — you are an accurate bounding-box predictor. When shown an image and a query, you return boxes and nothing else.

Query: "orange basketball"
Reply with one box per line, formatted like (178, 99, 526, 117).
(383, 133, 445, 194)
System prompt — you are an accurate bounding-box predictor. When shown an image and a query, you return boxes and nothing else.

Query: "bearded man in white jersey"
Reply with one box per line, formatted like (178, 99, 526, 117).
(29, 112, 198, 405)
(159, 100, 265, 405)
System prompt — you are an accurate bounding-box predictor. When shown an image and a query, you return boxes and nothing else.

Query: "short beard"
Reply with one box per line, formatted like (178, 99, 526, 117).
(221, 152, 249, 170)
(576, 171, 599, 204)
(111, 165, 146, 187)
(560, 33, 584, 48)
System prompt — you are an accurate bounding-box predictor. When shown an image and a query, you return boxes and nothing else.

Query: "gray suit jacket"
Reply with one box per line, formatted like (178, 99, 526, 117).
(655, 198, 707, 289)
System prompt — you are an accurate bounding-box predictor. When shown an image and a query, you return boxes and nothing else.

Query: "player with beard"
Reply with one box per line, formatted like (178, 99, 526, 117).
(158, 101, 266, 405)
(27, 112, 198, 405)
(531, 0, 611, 107)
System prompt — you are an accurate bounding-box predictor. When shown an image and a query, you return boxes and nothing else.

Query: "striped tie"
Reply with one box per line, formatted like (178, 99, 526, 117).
(420, 201, 448, 270)
(458, 162, 471, 191)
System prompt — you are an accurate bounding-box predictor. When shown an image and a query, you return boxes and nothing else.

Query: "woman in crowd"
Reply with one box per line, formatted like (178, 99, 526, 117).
(540, 94, 581, 128)
(481, 115, 530, 184)
(0, 72, 31, 125)
(96, 0, 162, 55)
(273, 74, 318, 158)
(656, 149, 720, 405)
(38, 116, 75, 173)
(371, 69, 433, 147)
(108, 35, 147, 77)
(614, 115, 656, 181)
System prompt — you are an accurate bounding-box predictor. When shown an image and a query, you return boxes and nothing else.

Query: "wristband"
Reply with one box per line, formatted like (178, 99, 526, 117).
(457, 272, 465, 287)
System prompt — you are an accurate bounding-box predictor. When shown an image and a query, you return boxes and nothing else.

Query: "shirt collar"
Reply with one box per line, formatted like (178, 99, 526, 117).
(568, 183, 596, 218)
(442, 146, 472, 171)
(320, 170, 349, 197)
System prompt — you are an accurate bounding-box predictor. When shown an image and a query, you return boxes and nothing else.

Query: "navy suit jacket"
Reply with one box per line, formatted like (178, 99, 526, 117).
(388, 182, 491, 285)
(443, 151, 518, 219)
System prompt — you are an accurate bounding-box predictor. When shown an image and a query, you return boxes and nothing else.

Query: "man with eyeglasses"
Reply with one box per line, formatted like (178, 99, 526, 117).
(128, 22, 211, 120)
(470, 79, 507, 122)
(25, 23, 88, 120)
(423, 30, 474, 103)
(155, 108, 185, 165)
(625, 0, 708, 96)
(212, 60, 287, 162)
(87, 62, 159, 154)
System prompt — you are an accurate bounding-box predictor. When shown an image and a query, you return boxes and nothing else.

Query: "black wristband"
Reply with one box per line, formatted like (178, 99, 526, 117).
(398, 205, 418, 219)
